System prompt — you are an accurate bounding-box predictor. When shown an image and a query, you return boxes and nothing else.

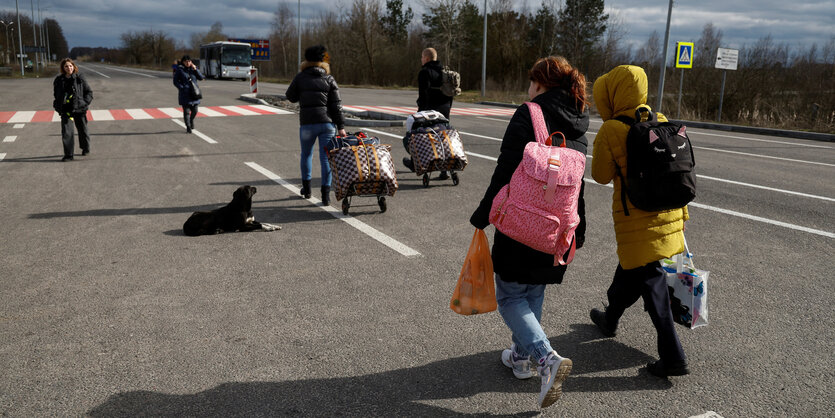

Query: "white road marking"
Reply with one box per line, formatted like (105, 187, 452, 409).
(697, 174, 835, 202)
(13, 124, 24, 129)
(466, 151, 497, 161)
(171, 119, 217, 144)
(158, 107, 183, 118)
(90, 110, 114, 121)
(248, 104, 293, 115)
(77, 65, 111, 79)
(245, 162, 422, 258)
(689, 411, 725, 418)
(694, 145, 835, 167)
(91, 65, 158, 78)
(8, 111, 34, 123)
(0, 153, 5, 161)
(477, 116, 510, 122)
(218, 105, 258, 116)
(125, 108, 154, 120)
(3, 136, 16, 143)
(197, 107, 225, 117)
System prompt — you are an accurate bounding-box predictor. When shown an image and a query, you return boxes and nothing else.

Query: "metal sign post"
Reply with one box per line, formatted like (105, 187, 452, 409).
(675, 42, 694, 119)
(715, 47, 739, 122)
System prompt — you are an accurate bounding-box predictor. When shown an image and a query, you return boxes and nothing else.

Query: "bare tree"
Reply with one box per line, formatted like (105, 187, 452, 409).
(270, 2, 297, 78)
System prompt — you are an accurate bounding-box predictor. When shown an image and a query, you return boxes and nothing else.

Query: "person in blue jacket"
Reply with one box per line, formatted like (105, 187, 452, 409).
(173, 55, 204, 133)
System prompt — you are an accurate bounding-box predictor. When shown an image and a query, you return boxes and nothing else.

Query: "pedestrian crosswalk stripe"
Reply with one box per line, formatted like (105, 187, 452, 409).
(342, 105, 516, 117)
(0, 104, 293, 124)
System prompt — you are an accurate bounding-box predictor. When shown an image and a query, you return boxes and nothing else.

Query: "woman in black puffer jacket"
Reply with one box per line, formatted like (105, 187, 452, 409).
(285, 45, 347, 205)
(469, 56, 589, 408)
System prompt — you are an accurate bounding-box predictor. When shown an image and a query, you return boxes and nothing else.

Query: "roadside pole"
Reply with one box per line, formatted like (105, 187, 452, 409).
(656, 0, 674, 112)
(674, 42, 694, 119)
(15, 0, 24, 76)
(715, 47, 739, 123)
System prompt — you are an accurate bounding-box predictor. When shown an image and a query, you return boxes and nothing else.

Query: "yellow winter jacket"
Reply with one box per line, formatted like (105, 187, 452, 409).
(591, 65, 689, 269)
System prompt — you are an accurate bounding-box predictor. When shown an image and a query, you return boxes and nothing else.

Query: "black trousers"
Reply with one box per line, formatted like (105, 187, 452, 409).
(61, 113, 90, 157)
(605, 261, 686, 364)
(183, 103, 198, 129)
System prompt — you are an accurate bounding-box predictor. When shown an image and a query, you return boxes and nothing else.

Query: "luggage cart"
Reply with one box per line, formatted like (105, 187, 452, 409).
(340, 180, 390, 215)
(420, 161, 461, 188)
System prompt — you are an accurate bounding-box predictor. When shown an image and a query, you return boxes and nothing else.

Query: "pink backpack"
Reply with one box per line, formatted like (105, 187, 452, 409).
(488, 102, 586, 265)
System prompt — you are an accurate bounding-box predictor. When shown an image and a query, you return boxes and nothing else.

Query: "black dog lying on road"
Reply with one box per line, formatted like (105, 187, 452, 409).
(183, 185, 280, 236)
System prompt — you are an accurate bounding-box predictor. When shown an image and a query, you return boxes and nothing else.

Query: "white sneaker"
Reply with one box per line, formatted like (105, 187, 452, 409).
(537, 351, 572, 408)
(501, 343, 534, 379)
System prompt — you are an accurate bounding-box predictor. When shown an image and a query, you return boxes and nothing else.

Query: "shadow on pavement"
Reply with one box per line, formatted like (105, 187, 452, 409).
(87, 331, 670, 416)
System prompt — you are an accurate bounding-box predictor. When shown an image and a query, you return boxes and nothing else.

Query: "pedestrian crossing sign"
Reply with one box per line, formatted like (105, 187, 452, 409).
(676, 42, 694, 68)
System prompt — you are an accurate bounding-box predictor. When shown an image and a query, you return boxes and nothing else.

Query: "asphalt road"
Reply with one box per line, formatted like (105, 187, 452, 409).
(0, 63, 833, 417)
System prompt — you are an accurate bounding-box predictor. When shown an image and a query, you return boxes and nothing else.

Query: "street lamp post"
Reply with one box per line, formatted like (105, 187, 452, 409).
(0, 21, 13, 65)
(481, 0, 487, 97)
(655, 0, 674, 113)
(16, 0, 25, 75)
(31, 0, 38, 72)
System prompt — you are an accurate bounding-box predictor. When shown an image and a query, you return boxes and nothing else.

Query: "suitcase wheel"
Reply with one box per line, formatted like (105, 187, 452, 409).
(378, 196, 387, 213)
(451, 172, 459, 186)
(342, 199, 350, 215)
(422, 174, 430, 188)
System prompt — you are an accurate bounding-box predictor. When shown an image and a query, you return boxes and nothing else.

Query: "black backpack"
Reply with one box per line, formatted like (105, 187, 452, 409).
(614, 106, 696, 216)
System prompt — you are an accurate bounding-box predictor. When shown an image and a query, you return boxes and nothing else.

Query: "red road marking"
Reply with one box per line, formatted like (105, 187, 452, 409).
(110, 109, 132, 120)
(209, 106, 242, 116)
(30, 111, 54, 122)
(0, 112, 14, 123)
(238, 105, 273, 115)
(142, 108, 170, 119)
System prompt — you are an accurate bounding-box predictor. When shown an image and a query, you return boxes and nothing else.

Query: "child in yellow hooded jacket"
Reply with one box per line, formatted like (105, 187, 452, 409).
(588, 65, 690, 378)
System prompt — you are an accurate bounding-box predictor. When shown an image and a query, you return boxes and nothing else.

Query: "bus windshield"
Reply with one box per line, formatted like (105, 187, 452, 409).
(222, 46, 251, 67)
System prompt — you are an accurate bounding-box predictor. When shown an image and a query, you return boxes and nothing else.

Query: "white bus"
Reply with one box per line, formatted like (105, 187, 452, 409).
(199, 41, 252, 79)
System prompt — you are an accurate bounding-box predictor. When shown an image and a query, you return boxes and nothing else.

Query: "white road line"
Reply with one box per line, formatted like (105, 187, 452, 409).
(219, 105, 259, 116)
(170, 119, 217, 144)
(158, 107, 183, 118)
(249, 104, 293, 115)
(3, 136, 16, 143)
(125, 108, 153, 120)
(92, 65, 158, 78)
(77, 65, 111, 79)
(13, 124, 24, 129)
(198, 107, 225, 117)
(697, 174, 835, 202)
(0, 153, 5, 161)
(686, 129, 831, 149)
(90, 110, 114, 121)
(458, 130, 502, 141)
(245, 162, 422, 258)
(477, 116, 510, 122)
(694, 145, 835, 167)
(52, 113, 61, 122)
(8, 111, 34, 123)
(466, 151, 497, 161)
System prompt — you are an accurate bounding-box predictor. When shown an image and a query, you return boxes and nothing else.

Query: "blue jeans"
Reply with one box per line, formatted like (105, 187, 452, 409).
(495, 274, 554, 362)
(299, 123, 335, 187)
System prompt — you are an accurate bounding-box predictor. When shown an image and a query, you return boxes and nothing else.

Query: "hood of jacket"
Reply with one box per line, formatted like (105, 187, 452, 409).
(301, 61, 330, 75)
(592, 65, 648, 121)
(534, 87, 589, 147)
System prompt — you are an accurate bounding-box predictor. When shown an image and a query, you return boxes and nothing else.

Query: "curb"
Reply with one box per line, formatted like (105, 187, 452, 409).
(476, 101, 834, 142)
(239, 94, 406, 127)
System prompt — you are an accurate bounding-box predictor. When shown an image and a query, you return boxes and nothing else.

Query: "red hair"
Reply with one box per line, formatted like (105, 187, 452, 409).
(529, 56, 588, 112)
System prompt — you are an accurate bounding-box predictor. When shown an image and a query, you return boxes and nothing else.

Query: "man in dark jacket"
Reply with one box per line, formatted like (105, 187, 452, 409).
(404, 47, 455, 177)
(172, 55, 205, 133)
(285, 45, 347, 205)
(53, 58, 94, 161)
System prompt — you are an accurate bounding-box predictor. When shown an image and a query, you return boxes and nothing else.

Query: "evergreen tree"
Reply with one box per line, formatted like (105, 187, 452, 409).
(381, 0, 414, 44)
(554, 0, 607, 70)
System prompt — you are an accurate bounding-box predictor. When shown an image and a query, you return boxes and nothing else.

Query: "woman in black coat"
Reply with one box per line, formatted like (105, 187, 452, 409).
(53, 58, 93, 161)
(285, 45, 346, 205)
(469, 56, 589, 408)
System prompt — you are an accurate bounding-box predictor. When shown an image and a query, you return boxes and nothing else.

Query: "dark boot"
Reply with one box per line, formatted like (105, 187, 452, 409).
(321, 186, 330, 205)
(300, 180, 311, 199)
(590, 308, 617, 337)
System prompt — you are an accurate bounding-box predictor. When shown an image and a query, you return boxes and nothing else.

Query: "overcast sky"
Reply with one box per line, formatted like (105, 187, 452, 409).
(10, 0, 834, 54)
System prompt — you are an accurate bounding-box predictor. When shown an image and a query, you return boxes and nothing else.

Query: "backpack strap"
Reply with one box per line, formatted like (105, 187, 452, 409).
(525, 102, 549, 145)
(612, 115, 633, 216)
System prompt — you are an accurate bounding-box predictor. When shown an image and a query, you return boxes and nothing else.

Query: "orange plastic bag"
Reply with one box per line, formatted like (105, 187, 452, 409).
(450, 229, 497, 315)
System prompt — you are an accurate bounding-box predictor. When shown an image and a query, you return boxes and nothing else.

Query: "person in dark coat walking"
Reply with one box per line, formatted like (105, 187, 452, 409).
(172, 55, 204, 133)
(403, 47, 455, 178)
(469, 56, 589, 409)
(53, 58, 93, 161)
(285, 45, 347, 205)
